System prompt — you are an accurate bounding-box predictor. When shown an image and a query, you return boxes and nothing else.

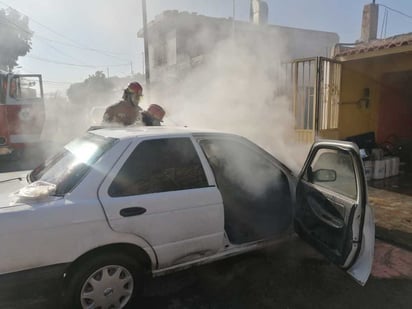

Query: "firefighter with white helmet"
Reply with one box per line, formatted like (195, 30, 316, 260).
(102, 82, 143, 126)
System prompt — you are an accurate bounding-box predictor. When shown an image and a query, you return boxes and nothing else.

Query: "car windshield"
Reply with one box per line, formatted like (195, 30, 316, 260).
(29, 133, 116, 195)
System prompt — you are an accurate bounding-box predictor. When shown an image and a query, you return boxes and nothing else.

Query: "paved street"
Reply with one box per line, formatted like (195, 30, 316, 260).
(0, 238, 411, 309)
(369, 186, 412, 251)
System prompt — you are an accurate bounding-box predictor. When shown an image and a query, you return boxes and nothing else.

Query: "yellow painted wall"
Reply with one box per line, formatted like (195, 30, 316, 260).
(319, 129, 339, 140)
(338, 52, 412, 140)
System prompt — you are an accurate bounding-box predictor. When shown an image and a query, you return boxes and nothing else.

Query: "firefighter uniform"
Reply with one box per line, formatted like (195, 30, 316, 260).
(103, 100, 142, 126)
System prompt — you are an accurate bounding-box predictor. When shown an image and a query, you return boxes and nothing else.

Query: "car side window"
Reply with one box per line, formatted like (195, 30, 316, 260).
(198, 138, 293, 242)
(305, 148, 357, 199)
(108, 138, 208, 197)
(199, 138, 290, 200)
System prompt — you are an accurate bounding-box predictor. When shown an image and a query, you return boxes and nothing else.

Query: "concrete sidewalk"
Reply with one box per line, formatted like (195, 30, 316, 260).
(368, 186, 412, 251)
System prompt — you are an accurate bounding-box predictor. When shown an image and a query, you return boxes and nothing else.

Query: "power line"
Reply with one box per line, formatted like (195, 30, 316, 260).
(380, 7, 389, 39)
(33, 33, 129, 57)
(0, 12, 132, 70)
(27, 55, 130, 68)
(43, 80, 74, 85)
(1, 2, 139, 80)
(0, 0, 131, 62)
(36, 36, 88, 64)
(0, 11, 85, 64)
(0, 12, 32, 36)
(377, 3, 412, 21)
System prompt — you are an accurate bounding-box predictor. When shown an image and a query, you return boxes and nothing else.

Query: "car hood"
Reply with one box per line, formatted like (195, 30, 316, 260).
(0, 171, 57, 210)
(0, 170, 29, 191)
(0, 171, 29, 209)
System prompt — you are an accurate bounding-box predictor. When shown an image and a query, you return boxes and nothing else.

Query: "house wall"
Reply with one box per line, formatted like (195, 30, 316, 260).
(145, 11, 339, 85)
(277, 26, 338, 59)
(339, 60, 380, 139)
(338, 52, 412, 142)
(378, 71, 412, 142)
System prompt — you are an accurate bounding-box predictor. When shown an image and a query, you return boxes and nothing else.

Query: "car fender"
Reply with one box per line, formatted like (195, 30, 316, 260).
(68, 223, 159, 269)
(0, 216, 158, 276)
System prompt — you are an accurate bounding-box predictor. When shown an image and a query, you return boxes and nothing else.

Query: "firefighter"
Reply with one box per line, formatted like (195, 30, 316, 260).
(102, 82, 143, 126)
(141, 104, 165, 126)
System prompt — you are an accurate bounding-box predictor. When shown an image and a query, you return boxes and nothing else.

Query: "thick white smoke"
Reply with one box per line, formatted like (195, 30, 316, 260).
(41, 20, 311, 177)
(152, 28, 310, 174)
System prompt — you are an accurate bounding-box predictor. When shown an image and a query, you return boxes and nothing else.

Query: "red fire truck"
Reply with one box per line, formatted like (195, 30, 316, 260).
(0, 71, 45, 157)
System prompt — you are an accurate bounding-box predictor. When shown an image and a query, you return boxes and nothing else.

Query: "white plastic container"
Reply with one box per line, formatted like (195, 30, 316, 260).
(373, 160, 386, 180)
(364, 160, 373, 181)
(384, 157, 392, 178)
(372, 148, 384, 160)
(391, 156, 400, 176)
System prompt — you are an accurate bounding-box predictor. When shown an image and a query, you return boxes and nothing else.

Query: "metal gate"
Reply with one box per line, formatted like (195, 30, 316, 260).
(284, 57, 341, 143)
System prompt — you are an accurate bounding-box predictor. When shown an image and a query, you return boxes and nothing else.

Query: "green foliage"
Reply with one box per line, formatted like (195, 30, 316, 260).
(66, 71, 145, 106)
(0, 8, 32, 71)
(67, 71, 115, 105)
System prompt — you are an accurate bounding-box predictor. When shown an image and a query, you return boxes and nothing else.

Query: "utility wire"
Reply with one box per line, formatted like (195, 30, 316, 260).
(37, 36, 88, 64)
(1, 2, 139, 79)
(0, 0, 130, 62)
(27, 55, 130, 68)
(43, 80, 74, 85)
(33, 33, 129, 57)
(0, 14, 32, 36)
(0, 12, 131, 70)
(377, 3, 412, 21)
(380, 8, 389, 39)
(0, 13, 85, 64)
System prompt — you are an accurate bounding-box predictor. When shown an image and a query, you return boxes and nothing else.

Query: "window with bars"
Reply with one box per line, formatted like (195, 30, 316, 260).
(319, 60, 341, 130)
(290, 58, 341, 132)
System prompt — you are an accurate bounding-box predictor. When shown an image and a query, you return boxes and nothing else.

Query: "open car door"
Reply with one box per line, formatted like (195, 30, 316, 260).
(294, 140, 374, 285)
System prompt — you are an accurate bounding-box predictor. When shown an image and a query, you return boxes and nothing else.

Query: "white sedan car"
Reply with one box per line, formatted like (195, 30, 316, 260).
(0, 127, 374, 308)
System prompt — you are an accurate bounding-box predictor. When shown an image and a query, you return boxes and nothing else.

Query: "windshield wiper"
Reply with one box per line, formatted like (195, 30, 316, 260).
(0, 177, 23, 183)
(27, 172, 32, 184)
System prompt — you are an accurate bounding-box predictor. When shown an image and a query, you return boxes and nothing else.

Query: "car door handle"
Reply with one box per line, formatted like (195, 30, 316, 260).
(120, 207, 147, 217)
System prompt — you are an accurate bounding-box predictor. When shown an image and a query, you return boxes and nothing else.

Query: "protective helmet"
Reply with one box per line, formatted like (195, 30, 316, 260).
(147, 104, 165, 122)
(123, 82, 143, 107)
(126, 82, 143, 96)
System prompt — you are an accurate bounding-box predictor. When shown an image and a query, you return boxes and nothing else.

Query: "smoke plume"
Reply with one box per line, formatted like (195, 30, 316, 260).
(41, 20, 311, 177)
(150, 25, 310, 174)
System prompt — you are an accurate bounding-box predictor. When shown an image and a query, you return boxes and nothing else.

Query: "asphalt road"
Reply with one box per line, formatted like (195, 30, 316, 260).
(0, 238, 411, 309)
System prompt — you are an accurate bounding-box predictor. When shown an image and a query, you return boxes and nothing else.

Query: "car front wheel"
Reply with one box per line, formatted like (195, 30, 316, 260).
(64, 253, 143, 309)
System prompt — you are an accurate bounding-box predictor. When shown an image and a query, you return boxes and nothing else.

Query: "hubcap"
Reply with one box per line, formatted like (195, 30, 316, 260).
(80, 265, 134, 309)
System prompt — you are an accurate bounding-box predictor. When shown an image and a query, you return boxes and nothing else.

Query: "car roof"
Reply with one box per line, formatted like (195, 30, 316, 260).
(88, 126, 227, 140)
(88, 125, 293, 174)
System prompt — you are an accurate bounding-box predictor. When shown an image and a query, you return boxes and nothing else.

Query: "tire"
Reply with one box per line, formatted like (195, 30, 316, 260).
(64, 253, 144, 309)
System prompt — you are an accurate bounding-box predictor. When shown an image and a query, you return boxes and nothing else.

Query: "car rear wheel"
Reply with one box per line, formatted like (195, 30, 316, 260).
(64, 253, 144, 309)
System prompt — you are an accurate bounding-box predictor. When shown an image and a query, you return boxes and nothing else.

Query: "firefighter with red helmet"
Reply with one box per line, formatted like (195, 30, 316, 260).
(102, 82, 143, 126)
(141, 104, 165, 126)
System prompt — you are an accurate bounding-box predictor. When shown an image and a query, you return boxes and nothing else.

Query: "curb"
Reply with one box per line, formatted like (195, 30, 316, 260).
(375, 226, 412, 252)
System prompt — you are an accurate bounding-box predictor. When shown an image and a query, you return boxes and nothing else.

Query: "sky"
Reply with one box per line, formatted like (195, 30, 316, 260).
(2, 0, 412, 94)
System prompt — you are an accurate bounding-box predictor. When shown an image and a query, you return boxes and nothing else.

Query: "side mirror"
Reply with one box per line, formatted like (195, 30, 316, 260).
(313, 169, 337, 182)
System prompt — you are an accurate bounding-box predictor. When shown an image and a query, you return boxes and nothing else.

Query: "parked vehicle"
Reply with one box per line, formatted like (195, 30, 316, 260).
(0, 71, 45, 157)
(0, 127, 374, 308)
